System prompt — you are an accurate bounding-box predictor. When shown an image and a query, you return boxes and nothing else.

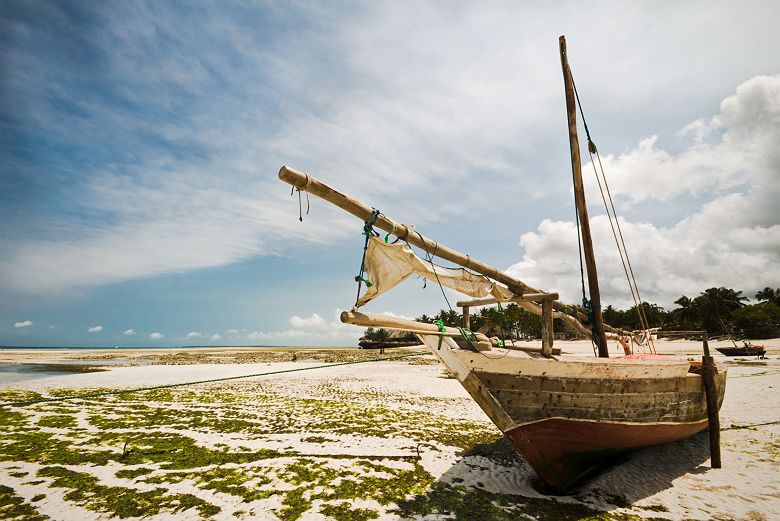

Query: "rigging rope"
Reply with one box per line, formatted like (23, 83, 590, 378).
(0, 351, 426, 408)
(412, 232, 509, 359)
(571, 77, 656, 353)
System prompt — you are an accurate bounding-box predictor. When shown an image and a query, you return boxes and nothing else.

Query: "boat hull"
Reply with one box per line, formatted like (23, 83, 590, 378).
(418, 334, 727, 492)
(505, 417, 709, 492)
(716, 346, 765, 357)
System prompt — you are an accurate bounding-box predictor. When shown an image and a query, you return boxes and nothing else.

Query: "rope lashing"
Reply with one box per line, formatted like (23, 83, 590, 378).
(434, 319, 446, 350)
(384, 220, 396, 244)
(354, 209, 381, 306)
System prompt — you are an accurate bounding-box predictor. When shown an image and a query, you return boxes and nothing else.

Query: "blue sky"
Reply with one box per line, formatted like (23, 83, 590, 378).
(2, 1, 779, 346)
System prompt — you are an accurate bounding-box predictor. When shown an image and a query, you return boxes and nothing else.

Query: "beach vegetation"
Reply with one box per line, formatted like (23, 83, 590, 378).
(410, 285, 780, 338)
(319, 502, 379, 521)
(37, 414, 77, 429)
(0, 485, 48, 521)
(38, 466, 221, 518)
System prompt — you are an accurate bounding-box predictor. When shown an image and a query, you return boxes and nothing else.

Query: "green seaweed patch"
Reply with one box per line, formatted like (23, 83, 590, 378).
(100, 431, 285, 469)
(115, 467, 154, 479)
(0, 484, 48, 521)
(0, 407, 29, 429)
(639, 504, 670, 512)
(275, 458, 434, 520)
(0, 389, 43, 405)
(330, 460, 434, 505)
(47, 388, 117, 398)
(9, 470, 29, 477)
(320, 502, 379, 521)
(38, 415, 77, 429)
(278, 487, 310, 521)
(0, 430, 115, 466)
(301, 435, 336, 444)
(38, 466, 220, 518)
(142, 466, 274, 503)
(87, 407, 259, 433)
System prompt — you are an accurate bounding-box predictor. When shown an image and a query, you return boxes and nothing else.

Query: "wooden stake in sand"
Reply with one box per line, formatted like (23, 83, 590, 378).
(701, 333, 722, 468)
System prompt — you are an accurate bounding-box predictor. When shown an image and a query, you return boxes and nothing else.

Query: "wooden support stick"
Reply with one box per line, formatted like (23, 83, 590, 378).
(462, 306, 470, 330)
(340, 310, 489, 342)
(541, 299, 554, 358)
(456, 292, 559, 308)
(701, 333, 722, 468)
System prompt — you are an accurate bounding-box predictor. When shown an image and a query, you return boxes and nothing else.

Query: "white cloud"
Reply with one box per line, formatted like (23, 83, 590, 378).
(211, 333, 222, 341)
(289, 313, 327, 330)
(377, 310, 414, 321)
(14, 320, 33, 328)
(508, 75, 780, 308)
(246, 309, 362, 345)
(87, 325, 103, 333)
(186, 331, 202, 339)
(226, 329, 239, 334)
(123, 329, 136, 336)
(149, 332, 164, 339)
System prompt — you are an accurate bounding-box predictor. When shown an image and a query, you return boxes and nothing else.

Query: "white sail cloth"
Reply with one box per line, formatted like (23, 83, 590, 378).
(356, 236, 513, 307)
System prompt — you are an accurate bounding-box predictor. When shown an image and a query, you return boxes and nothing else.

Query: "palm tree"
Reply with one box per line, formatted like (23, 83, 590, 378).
(755, 287, 780, 306)
(693, 287, 748, 333)
(436, 309, 462, 327)
(670, 295, 700, 330)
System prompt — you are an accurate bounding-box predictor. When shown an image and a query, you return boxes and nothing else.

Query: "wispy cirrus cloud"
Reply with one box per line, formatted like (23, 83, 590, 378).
(1, 0, 778, 327)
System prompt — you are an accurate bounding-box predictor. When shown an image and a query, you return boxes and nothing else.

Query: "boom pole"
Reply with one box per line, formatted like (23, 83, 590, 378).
(279, 165, 531, 296)
(278, 166, 627, 343)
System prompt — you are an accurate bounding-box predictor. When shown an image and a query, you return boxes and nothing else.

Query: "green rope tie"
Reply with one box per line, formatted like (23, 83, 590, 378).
(354, 209, 381, 304)
(354, 276, 373, 288)
(384, 220, 396, 243)
(434, 319, 445, 350)
(457, 327, 481, 353)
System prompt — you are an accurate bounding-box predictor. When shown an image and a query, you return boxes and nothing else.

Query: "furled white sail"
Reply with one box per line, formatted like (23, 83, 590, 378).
(356, 236, 513, 307)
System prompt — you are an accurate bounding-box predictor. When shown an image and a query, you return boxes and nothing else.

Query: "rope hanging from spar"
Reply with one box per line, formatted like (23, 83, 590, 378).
(415, 232, 510, 358)
(290, 183, 311, 221)
(570, 76, 655, 353)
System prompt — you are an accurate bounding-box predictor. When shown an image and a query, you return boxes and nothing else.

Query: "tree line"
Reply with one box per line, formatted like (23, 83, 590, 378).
(363, 286, 780, 342)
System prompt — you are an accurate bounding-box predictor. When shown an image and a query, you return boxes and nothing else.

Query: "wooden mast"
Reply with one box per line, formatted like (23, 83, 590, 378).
(559, 35, 609, 358)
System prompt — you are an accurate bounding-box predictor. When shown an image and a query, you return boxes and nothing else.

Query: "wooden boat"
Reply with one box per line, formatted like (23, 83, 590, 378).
(716, 342, 766, 358)
(278, 36, 726, 492)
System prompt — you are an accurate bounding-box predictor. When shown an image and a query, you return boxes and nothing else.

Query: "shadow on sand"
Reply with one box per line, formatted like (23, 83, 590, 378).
(395, 431, 713, 520)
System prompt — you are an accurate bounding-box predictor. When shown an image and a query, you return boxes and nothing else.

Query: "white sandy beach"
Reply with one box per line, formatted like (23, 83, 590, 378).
(1, 339, 778, 520)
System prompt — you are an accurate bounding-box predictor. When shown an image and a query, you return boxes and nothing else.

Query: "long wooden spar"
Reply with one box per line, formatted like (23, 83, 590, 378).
(278, 166, 631, 339)
(279, 165, 531, 295)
